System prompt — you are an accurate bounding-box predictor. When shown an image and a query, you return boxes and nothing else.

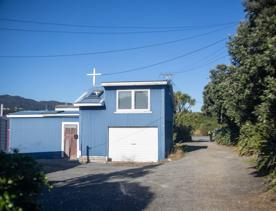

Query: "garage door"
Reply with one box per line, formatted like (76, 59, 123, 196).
(108, 127, 158, 162)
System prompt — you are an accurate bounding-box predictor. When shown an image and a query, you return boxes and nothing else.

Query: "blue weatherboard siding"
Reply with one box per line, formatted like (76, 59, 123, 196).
(164, 86, 174, 155)
(0, 117, 8, 151)
(9, 117, 78, 158)
(80, 85, 172, 160)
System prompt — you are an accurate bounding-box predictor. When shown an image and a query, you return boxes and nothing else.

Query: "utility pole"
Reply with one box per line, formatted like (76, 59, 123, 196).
(160, 72, 174, 81)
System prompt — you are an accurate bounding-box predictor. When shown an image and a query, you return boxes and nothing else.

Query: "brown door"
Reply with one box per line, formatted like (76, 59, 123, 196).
(64, 124, 78, 159)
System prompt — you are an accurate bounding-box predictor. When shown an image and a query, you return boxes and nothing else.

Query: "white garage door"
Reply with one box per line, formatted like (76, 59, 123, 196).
(109, 127, 158, 162)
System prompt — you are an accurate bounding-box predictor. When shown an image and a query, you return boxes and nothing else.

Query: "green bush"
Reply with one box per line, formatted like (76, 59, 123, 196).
(197, 117, 218, 136)
(173, 125, 193, 143)
(238, 122, 262, 156)
(213, 126, 232, 145)
(173, 112, 218, 142)
(0, 151, 50, 211)
(173, 112, 193, 142)
(257, 139, 276, 177)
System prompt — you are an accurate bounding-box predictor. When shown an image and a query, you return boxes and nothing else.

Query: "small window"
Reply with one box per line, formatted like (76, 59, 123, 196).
(118, 91, 132, 109)
(135, 91, 148, 109)
(116, 90, 150, 113)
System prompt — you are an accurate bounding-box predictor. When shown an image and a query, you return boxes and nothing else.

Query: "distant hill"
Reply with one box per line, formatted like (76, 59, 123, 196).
(0, 95, 70, 115)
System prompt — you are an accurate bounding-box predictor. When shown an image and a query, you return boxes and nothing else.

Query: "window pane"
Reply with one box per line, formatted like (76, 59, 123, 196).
(135, 91, 148, 109)
(118, 91, 132, 109)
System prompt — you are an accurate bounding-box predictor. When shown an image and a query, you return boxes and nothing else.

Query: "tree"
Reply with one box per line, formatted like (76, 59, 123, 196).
(173, 91, 195, 142)
(174, 91, 195, 113)
(202, 64, 240, 143)
(203, 0, 276, 177)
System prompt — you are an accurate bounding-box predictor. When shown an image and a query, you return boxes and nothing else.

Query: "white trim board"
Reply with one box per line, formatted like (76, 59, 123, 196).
(74, 103, 104, 107)
(61, 122, 81, 158)
(74, 91, 88, 103)
(101, 81, 168, 87)
(7, 113, 79, 118)
(55, 108, 79, 111)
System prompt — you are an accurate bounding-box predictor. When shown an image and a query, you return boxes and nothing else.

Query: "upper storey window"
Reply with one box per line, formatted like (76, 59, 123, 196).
(116, 90, 150, 113)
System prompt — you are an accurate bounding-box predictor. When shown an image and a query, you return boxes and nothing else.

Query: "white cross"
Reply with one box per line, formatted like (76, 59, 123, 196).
(87, 67, 102, 87)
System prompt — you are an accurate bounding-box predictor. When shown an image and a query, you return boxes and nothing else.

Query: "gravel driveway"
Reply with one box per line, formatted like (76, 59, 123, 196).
(40, 140, 275, 211)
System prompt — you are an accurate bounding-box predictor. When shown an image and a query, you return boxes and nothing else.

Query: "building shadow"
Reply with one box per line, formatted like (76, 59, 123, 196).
(189, 140, 210, 143)
(37, 159, 81, 174)
(184, 145, 208, 153)
(40, 164, 160, 211)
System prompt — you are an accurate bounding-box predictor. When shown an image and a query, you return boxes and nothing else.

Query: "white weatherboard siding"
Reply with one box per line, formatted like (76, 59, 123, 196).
(108, 127, 158, 162)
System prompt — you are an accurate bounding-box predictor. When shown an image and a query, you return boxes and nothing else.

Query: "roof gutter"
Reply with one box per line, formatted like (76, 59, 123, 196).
(7, 113, 79, 118)
(101, 81, 168, 87)
(73, 103, 104, 107)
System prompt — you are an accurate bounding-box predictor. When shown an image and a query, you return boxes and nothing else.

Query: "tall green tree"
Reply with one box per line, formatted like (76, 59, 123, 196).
(174, 91, 195, 113)
(203, 0, 276, 176)
(173, 91, 195, 142)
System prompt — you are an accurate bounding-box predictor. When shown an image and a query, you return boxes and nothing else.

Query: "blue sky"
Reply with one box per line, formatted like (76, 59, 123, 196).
(0, 0, 244, 111)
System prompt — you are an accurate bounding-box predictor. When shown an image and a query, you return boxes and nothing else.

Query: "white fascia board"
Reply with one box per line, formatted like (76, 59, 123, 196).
(74, 91, 88, 103)
(7, 114, 44, 118)
(101, 81, 168, 87)
(7, 113, 79, 118)
(73, 103, 104, 107)
(44, 114, 79, 117)
(55, 107, 79, 111)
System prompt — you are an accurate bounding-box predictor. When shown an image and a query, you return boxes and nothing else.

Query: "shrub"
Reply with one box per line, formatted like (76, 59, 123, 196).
(257, 139, 276, 177)
(175, 112, 218, 136)
(198, 114, 218, 136)
(173, 112, 193, 142)
(213, 126, 232, 145)
(0, 151, 50, 211)
(238, 122, 262, 156)
(173, 125, 193, 143)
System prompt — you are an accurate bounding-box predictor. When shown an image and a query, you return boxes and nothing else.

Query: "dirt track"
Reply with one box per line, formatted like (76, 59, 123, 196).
(41, 140, 275, 211)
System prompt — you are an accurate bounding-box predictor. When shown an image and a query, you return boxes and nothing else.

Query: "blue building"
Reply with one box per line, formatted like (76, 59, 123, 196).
(0, 116, 8, 152)
(7, 110, 79, 159)
(8, 80, 174, 162)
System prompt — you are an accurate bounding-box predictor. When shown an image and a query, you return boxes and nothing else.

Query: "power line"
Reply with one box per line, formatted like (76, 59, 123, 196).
(163, 49, 227, 79)
(102, 38, 227, 76)
(170, 46, 227, 73)
(0, 17, 238, 29)
(170, 47, 227, 74)
(0, 26, 232, 58)
(173, 54, 228, 75)
(0, 22, 236, 35)
(188, 46, 227, 63)
(0, 27, 196, 35)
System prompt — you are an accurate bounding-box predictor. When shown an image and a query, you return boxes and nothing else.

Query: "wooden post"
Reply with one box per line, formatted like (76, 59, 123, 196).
(86, 145, 91, 163)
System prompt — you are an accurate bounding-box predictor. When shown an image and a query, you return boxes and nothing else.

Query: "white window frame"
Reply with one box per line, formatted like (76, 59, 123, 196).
(61, 122, 81, 158)
(115, 89, 151, 113)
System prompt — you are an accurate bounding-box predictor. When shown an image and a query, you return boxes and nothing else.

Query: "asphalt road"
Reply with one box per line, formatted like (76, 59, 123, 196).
(40, 140, 274, 211)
